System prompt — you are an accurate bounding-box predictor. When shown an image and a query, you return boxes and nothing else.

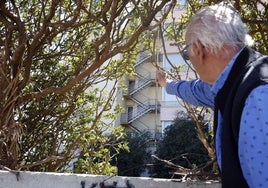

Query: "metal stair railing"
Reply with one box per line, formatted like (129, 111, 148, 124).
(127, 106, 152, 124)
(128, 73, 155, 95)
(129, 96, 148, 109)
(127, 99, 158, 124)
(135, 55, 152, 68)
(135, 50, 152, 68)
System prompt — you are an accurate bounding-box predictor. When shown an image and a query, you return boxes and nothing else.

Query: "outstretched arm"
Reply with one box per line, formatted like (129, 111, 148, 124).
(156, 70, 214, 108)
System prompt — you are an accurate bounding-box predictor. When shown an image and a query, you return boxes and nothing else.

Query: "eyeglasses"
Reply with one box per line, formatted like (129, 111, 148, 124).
(180, 44, 191, 61)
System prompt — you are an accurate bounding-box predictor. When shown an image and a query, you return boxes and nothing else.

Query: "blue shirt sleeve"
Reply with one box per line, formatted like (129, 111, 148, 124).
(166, 79, 214, 108)
(238, 84, 268, 188)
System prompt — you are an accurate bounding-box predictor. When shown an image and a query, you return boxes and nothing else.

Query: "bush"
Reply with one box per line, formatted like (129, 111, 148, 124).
(151, 117, 210, 178)
(111, 132, 152, 177)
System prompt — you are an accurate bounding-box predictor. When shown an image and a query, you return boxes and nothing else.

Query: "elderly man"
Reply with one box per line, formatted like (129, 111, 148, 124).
(156, 3, 268, 188)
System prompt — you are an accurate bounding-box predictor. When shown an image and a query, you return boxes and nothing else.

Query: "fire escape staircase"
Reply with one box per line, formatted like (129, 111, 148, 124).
(127, 96, 157, 124)
(128, 72, 155, 96)
(135, 53, 153, 67)
(121, 51, 160, 125)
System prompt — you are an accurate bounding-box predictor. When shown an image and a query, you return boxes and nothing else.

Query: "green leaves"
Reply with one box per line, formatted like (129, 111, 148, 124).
(110, 132, 151, 177)
(0, 0, 176, 171)
(152, 117, 211, 179)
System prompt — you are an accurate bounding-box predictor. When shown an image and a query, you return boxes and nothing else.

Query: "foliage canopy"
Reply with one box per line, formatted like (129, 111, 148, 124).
(110, 132, 152, 177)
(152, 116, 211, 179)
(0, 0, 176, 172)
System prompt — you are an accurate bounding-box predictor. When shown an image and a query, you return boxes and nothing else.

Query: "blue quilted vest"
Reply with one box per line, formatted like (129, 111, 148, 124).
(214, 47, 268, 188)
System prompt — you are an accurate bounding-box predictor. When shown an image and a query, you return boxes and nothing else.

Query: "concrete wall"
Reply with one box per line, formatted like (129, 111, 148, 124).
(0, 170, 221, 188)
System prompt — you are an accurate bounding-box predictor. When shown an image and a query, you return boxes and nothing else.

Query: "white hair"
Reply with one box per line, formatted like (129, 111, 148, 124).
(186, 2, 254, 56)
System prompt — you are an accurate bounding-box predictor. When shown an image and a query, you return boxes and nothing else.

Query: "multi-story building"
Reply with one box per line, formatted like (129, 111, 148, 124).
(115, 47, 189, 140)
(115, 50, 162, 140)
(115, 6, 189, 140)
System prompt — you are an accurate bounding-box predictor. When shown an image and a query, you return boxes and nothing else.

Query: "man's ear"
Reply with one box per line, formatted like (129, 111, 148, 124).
(193, 40, 205, 64)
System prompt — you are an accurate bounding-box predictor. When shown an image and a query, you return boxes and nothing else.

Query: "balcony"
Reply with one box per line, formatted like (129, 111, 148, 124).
(120, 102, 160, 125)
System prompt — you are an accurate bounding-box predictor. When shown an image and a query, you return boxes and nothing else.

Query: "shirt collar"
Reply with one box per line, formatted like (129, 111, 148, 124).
(211, 47, 245, 96)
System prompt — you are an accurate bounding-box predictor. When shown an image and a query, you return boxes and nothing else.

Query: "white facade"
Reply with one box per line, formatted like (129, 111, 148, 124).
(115, 7, 192, 138)
(115, 51, 162, 139)
(160, 47, 190, 132)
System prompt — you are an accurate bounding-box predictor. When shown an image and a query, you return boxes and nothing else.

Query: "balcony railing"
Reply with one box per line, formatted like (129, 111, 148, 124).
(120, 102, 160, 125)
(127, 73, 156, 95)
